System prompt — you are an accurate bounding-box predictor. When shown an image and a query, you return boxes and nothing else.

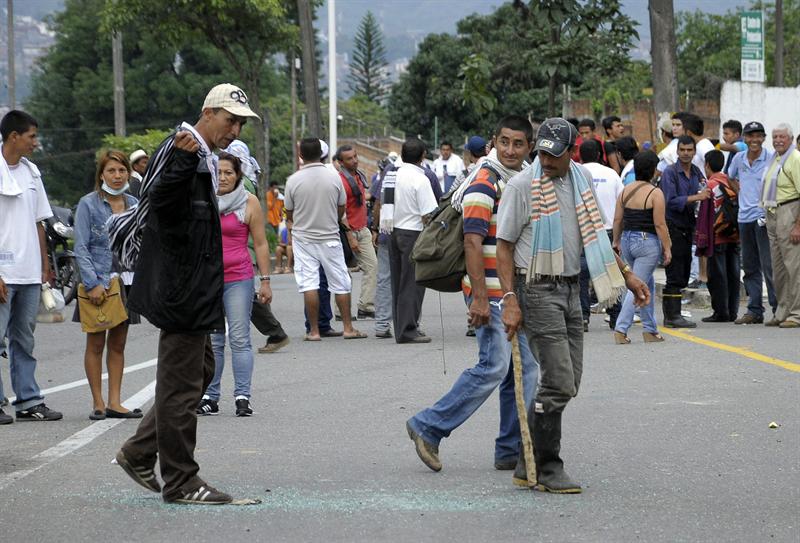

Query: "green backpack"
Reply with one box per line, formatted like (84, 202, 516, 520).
(411, 165, 500, 292)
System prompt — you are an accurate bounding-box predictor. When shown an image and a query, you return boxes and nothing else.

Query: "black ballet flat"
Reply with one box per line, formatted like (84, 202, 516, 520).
(105, 408, 143, 419)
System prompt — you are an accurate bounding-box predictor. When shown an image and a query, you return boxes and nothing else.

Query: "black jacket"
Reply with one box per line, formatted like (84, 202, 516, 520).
(128, 147, 225, 334)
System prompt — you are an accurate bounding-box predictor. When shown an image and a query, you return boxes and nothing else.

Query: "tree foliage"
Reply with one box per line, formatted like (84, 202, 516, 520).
(347, 11, 389, 103)
(102, 0, 297, 196)
(676, 0, 800, 99)
(388, 1, 638, 146)
(26, 0, 301, 206)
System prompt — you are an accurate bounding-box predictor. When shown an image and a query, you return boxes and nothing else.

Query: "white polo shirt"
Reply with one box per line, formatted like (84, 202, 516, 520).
(393, 163, 439, 231)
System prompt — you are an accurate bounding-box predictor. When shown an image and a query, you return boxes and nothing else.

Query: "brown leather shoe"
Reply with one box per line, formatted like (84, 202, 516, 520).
(778, 320, 800, 328)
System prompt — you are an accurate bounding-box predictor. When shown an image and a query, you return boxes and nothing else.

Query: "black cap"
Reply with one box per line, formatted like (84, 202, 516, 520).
(534, 117, 577, 157)
(743, 121, 766, 134)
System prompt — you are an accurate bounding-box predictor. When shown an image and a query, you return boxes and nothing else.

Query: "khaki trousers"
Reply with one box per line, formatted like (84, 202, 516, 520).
(766, 199, 800, 324)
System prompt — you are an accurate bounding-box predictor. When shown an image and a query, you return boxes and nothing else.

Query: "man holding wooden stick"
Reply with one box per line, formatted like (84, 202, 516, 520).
(405, 116, 538, 472)
(497, 118, 650, 493)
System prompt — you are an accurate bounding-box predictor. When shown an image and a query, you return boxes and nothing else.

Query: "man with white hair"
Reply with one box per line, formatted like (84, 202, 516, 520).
(761, 123, 800, 328)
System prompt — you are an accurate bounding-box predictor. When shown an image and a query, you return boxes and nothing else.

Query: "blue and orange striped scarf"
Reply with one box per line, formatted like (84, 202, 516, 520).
(527, 159, 625, 305)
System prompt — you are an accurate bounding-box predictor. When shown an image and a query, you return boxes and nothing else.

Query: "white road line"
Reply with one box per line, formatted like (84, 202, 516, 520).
(0, 379, 157, 491)
(7, 358, 157, 403)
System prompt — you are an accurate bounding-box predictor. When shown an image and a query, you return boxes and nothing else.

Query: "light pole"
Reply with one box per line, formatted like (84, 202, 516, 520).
(328, 0, 337, 153)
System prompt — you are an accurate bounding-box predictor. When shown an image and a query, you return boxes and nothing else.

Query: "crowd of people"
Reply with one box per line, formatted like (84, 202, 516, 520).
(0, 82, 797, 505)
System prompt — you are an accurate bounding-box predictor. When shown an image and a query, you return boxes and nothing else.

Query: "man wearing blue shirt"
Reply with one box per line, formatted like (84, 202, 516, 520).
(728, 121, 777, 324)
(659, 135, 711, 327)
(720, 120, 748, 174)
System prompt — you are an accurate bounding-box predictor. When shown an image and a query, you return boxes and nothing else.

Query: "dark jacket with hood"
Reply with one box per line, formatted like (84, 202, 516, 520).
(128, 146, 224, 334)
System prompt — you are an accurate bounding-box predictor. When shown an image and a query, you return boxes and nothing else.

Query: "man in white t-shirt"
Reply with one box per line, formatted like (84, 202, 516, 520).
(432, 141, 465, 194)
(0, 110, 61, 424)
(579, 140, 623, 231)
(683, 113, 714, 174)
(657, 111, 690, 174)
(385, 138, 438, 343)
(578, 139, 624, 328)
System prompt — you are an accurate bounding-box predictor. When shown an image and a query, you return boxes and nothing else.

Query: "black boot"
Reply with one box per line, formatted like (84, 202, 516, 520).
(662, 294, 696, 328)
(531, 411, 581, 494)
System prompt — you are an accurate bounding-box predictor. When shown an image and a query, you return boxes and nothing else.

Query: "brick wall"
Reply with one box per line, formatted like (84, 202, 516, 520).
(564, 99, 721, 146)
(338, 137, 403, 181)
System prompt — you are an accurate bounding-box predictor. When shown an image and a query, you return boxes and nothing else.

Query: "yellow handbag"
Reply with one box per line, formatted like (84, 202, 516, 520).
(77, 276, 128, 333)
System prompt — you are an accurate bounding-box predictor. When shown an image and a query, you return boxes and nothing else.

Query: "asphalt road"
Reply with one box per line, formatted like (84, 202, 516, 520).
(1, 272, 798, 542)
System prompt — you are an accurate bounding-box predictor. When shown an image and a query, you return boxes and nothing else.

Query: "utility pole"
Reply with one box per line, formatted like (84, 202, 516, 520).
(328, 0, 337, 153)
(648, 0, 679, 113)
(297, 0, 322, 137)
(775, 0, 784, 86)
(112, 32, 126, 136)
(291, 52, 298, 171)
(6, 0, 15, 109)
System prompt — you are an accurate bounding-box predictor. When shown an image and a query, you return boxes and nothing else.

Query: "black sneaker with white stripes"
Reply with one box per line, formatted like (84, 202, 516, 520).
(196, 398, 219, 416)
(115, 449, 161, 493)
(16, 403, 63, 421)
(169, 484, 232, 505)
(235, 398, 253, 417)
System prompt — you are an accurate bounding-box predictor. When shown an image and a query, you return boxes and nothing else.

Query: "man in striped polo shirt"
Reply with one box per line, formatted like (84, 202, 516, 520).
(406, 116, 539, 472)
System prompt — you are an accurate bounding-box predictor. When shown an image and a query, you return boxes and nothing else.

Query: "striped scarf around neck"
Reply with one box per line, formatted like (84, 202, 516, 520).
(526, 158, 626, 305)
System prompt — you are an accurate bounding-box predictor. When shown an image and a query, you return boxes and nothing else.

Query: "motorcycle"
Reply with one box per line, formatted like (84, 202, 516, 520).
(43, 206, 79, 305)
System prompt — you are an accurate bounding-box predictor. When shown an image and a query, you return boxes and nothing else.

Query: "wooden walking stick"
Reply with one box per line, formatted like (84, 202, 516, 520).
(511, 333, 536, 487)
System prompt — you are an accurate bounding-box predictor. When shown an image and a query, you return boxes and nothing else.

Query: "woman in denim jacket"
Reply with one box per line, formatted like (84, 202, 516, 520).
(74, 150, 141, 421)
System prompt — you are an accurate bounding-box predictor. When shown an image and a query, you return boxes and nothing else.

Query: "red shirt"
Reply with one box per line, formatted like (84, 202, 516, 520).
(572, 135, 609, 165)
(339, 170, 368, 230)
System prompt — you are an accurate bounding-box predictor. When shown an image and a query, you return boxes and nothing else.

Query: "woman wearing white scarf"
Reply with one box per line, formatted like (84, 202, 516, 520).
(197, 152, 273, 418)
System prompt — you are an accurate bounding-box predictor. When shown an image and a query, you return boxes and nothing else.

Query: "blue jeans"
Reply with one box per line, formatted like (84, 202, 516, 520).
(408, 298, 538, 463)
(0, 284, 45, 411)
(739, 221, 777, 318)
(616, 231, 661, 334)
(304, 266, 333, 333)
(374, 242, 392, 333)
(207, 279, 255, 400)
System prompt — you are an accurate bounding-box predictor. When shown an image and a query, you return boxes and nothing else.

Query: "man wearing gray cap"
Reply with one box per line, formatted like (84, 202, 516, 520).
(496, 118, 649, 493)
(727, 121, 777, 324)
(111, 83, 260, 505)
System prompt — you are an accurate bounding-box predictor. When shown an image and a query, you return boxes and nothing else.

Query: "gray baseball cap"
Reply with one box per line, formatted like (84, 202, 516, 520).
(534, 117, 578, 157)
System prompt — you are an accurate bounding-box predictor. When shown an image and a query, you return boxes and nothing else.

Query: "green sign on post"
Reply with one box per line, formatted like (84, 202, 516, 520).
(740, 11, 765, 82)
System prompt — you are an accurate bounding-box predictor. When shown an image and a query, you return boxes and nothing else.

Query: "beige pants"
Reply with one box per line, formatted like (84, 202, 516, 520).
(766, 199, 800, 324)
(334, 226, 377, 315)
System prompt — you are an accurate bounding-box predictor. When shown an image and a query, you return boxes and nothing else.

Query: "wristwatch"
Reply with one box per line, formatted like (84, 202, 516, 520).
(259, 275, 270, 281)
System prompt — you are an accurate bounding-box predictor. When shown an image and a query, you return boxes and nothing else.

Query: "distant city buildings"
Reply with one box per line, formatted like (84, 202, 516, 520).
(0, 11, 55, 107)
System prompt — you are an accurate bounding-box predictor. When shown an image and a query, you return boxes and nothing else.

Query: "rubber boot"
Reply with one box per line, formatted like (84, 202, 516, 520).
(662, 294, 696, 328)
(531, 411, 581, 494)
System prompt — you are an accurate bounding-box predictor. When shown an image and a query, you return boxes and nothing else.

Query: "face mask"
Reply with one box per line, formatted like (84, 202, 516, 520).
(102, 181, 129, 196)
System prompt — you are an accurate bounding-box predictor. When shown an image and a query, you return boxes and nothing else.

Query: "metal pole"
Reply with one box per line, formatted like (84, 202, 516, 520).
(7, 0, 15, 109)
(291, 52, 298, 171)
(328, 0, 337, 153)
(775, 0, 784, 86)
(112, 32, 126, 136)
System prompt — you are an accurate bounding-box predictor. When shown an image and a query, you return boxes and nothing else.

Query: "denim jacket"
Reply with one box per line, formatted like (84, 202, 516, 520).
(74, 191, 137, 291)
